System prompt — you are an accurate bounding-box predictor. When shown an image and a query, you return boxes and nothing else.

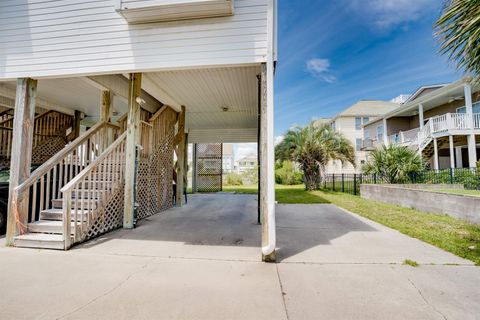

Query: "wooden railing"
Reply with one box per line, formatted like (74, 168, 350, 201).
(61, 131, 127, 248)
(33, 110, 73, 147)
(14, 122, 120, 231)
(0, 110, 73, 162)
(139, 120, 153, 159)
(0, 127, 13, 160)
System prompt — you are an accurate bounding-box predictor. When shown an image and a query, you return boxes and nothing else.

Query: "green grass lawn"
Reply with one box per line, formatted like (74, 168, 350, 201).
(432, 189, 480, 197)
(223, 184, 480, 265)
(223, 184, 329, 204)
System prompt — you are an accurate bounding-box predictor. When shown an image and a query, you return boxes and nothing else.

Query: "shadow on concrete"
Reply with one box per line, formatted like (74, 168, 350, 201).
(275, 204, 377, 261)
(76, 194, 377, 261)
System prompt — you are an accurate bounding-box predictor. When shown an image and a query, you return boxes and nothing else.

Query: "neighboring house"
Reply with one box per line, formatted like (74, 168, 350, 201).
(316, 100, 400, 173)
(363, 78, 480, 169)
(222, 144, 235, 173)
(235, 155, 258, 173)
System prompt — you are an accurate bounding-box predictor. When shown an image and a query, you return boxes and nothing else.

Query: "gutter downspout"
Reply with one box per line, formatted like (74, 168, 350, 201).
(262, 0, 277, 258)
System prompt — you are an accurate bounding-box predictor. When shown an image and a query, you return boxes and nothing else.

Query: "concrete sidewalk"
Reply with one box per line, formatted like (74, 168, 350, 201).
(0, 194, 478, 320)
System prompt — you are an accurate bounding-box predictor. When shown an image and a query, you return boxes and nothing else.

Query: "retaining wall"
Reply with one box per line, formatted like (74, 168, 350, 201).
(360, 184, 479, 225)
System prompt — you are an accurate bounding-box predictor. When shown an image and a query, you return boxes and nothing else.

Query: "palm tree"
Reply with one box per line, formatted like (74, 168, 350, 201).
(276, 123, 355, 190)
(362, 145, 424, 183)
(435, 0, 480, 78)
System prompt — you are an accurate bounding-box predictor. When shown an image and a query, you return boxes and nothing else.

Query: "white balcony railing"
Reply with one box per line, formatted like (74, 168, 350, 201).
(388, 113, 480, 151)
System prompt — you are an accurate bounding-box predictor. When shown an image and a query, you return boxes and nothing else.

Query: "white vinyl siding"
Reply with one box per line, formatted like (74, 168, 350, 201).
(0, 0, 268, 80)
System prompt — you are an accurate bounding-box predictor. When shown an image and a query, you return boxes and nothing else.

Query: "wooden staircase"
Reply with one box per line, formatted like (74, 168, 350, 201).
(12, 122, 125, 250)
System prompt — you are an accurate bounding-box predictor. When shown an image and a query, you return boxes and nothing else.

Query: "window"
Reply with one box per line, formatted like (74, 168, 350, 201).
(363, 117, 369, 125)
(331, 121, 336, 131)
(364, 129, 370, 140)
(356, 138, 362, 151)
(377, 125, 384, 141)
(457, 102, 480, 114)
(355, 117, 362, 130)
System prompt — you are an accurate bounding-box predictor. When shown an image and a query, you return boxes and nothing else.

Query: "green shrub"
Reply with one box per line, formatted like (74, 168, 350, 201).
(275, 160, 304, 185)
(224, 172, 243, 186)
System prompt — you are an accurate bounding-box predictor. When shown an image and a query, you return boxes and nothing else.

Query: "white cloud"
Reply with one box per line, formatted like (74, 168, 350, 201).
(234, 143, 257, 162)
(306, 58, 337, 83)
(274, 135, 284, 146)
(349, 0, 435, 30)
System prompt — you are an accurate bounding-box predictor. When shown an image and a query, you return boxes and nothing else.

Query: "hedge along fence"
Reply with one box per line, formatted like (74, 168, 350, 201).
(323, 168, 480, 196)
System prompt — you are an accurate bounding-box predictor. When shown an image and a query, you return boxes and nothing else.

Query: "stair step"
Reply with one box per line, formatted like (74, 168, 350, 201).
(14, 233, 66, 250)
(40, 208, 89, 221)
(28, 220, 79, 234)
(52, 198, 98, 209)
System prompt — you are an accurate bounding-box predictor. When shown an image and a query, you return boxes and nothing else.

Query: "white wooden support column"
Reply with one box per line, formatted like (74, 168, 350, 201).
(433, 137, 439, 170)
(123, 73, 141, 229)
(5, 78, 37, 246)
(467, 135, 477, 168)
(464, 83, 477, 168)
(382, 118, 388, 146)
(260, 62, 276, 262)
(175, 106, 186, 207)
(455, 147, 463, 168)
(449, 135, 455, 169)
(419, 104, 424, 130)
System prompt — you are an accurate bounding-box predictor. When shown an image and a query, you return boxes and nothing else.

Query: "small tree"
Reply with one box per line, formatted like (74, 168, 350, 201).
(276, 123, 355, 190)
(362, 145, 424, 183)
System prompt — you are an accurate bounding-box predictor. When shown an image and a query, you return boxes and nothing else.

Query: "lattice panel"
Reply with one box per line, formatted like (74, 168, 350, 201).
(85, 183, 125, 240)
(195, 143, 223, 192)
(136, 107, 176, 220)
(31, 136, 67, 164)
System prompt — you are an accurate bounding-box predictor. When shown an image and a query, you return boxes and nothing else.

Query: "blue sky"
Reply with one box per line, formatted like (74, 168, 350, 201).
(274, 0, 463, 136)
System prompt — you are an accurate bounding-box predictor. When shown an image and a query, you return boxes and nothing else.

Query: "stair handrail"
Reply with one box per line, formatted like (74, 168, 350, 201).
(15, 121, 120, 197)
(60, 131, 127, 247)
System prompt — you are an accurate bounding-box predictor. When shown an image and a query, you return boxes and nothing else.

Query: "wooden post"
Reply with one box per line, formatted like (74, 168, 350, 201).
(5, 78, 37, 246)
(73, 110, 83, 139)
(100, 91, 113, 122)
(101, 90, 113, 146)
(123, 73, 141, 229)
(260, 63, 276, 262)
(176, 106, 186, 207)
(192, 143, 197, 193)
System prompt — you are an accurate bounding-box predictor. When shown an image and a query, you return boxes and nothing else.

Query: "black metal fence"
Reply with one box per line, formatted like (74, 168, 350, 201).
(323, 168, 480, 196)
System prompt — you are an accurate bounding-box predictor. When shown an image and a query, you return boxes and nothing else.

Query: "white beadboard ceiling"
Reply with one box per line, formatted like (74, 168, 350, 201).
(0, 65, 260, 142)
(146, 65, 260, 131)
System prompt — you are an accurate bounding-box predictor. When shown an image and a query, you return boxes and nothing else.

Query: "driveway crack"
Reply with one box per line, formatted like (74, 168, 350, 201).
(275, 264, 290, 320)
(56, 259, 152, 319)
(407, 277, 447, 320)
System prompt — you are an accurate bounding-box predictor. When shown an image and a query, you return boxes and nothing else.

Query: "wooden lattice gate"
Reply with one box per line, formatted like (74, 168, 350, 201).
(194, 143, 223, 192)
(136, 107, 177, 220)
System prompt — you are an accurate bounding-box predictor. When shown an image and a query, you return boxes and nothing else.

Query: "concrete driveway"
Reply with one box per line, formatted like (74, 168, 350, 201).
(0, 194, 478, 320)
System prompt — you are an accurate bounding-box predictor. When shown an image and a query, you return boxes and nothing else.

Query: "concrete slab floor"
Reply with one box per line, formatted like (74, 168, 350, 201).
(0, 194, 478, 319)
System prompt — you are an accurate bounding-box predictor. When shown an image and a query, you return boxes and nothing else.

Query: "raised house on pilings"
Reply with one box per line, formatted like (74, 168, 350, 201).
(0, 0, 278, 261)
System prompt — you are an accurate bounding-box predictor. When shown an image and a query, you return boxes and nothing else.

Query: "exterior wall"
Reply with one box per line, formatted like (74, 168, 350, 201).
(326, 116, 375, 173)
(361, 184, 480, 225)
(385, 117, 411, 136)
(0, 0, 269, 79)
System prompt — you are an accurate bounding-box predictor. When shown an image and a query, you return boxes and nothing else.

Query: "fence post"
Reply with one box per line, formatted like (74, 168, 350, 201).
(341, 173, 345, 192)
(374, 173, 377, 184)
(354, 174, 357, 196)
(449, 168, 454, 185)
(332, 173, 335, 191)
